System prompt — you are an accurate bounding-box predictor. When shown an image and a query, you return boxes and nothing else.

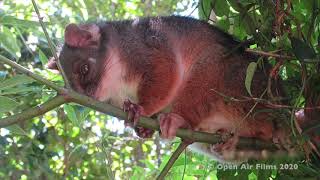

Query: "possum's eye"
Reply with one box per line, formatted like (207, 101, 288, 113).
(80, 63, 89, 75)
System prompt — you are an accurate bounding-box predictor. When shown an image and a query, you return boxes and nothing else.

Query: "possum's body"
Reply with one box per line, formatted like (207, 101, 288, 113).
(57, 16, 285, 162)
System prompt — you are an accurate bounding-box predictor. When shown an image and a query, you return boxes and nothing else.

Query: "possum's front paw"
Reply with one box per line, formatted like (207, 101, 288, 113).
(123, 99, 144, 126)
(212, 130, 238, 152)
(123, 99, 154, 138)
(158, 113, 191, 139)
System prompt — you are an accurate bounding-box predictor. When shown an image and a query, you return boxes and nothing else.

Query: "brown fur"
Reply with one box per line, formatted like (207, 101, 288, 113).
(56, 16, 284, 161)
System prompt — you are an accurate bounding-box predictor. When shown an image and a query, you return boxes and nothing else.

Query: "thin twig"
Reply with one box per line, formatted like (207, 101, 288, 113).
(245, 48, 294, 59)
(223, 39, 254, 58)
(30, 0, 57, 59)
(0, 95, 65, 127)
(240, 89, 267, 124)
(31, 0, 70, 88)
(157, 141, 191, 180)
(187, 4, 198, 17)
(211, 88, 305, 110)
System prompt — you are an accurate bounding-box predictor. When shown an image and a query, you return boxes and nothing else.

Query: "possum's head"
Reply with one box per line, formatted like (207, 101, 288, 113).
(49, 23, 106, 96)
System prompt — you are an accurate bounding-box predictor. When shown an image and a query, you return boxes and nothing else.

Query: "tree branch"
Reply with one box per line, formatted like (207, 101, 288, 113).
(0, 95, 66, 127)
(0, 55, 63, 93)
(0, 55, 280, 150)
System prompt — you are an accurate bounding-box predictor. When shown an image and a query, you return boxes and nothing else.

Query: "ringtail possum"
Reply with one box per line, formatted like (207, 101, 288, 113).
(49, 16, 291, 162)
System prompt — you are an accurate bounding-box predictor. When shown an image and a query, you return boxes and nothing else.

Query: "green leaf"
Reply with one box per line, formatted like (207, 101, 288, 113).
(64, 104, 79, 126)
(245, 62, 257, 96)
(212, 0, 229, 17)
(217, 18, 230, 31)
(6, 125, 29, 136)
(290, 37, 316, 61)
(140, 159, 156, 170)
(0, 15, 41, 28)
(0, 86, 42, 95)
(38, 49, 48, 66)
(248, 171, 257, 180)
(227, 0, 242, 12)
(0, 96, 19, 113)
(0, 26, 21, 58)
(132, 166, 146, 180)
(0, 75, 35, 90)
(198, 0, 212, 20)
(78, 107, 91, 124)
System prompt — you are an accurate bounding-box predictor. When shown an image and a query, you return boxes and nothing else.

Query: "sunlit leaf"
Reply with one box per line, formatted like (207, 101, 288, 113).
(212, 0, 229, 17)
(0, 75, 35, 90)
(64, 104, 79, 126)
(38, 49, 48, 66)
(0, 96, 19, 113)
(245, 62, 257, 96)
(78, 106, 91, 124)
(216, 18, 230, 30)
(71, 126, 80, 137)
(0, 86, 41, 95)
(0, 26, 20, 58)
(198, 0, 212, 19)
(0, 15, 41, 28)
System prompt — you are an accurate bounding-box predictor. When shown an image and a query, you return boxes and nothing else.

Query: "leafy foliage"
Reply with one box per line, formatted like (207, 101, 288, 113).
(0, 0, 320, 179)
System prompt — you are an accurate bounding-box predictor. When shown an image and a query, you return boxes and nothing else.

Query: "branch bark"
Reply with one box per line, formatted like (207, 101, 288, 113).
(0, 55, 280, 151)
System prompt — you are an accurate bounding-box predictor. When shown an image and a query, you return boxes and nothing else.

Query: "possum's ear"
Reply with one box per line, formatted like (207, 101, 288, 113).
(64, 23, 101, 48)
(46, 57, 60, 73)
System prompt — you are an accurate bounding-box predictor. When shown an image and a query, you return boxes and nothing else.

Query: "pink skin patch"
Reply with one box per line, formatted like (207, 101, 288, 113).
(158, 113, 191, 139)
(65, 23, 101, 48)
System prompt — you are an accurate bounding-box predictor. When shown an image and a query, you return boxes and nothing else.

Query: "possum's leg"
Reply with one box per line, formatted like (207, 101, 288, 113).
(123, 52, 180, 138)
(154, 56, 224, 139)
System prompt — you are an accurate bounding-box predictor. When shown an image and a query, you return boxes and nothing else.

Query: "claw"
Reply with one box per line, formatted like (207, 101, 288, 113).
(123, 100, 154, 138)
(123, 99, 143, 126)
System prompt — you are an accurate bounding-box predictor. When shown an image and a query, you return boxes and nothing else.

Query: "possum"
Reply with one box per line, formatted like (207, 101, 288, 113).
(49, 16, 291, 162)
